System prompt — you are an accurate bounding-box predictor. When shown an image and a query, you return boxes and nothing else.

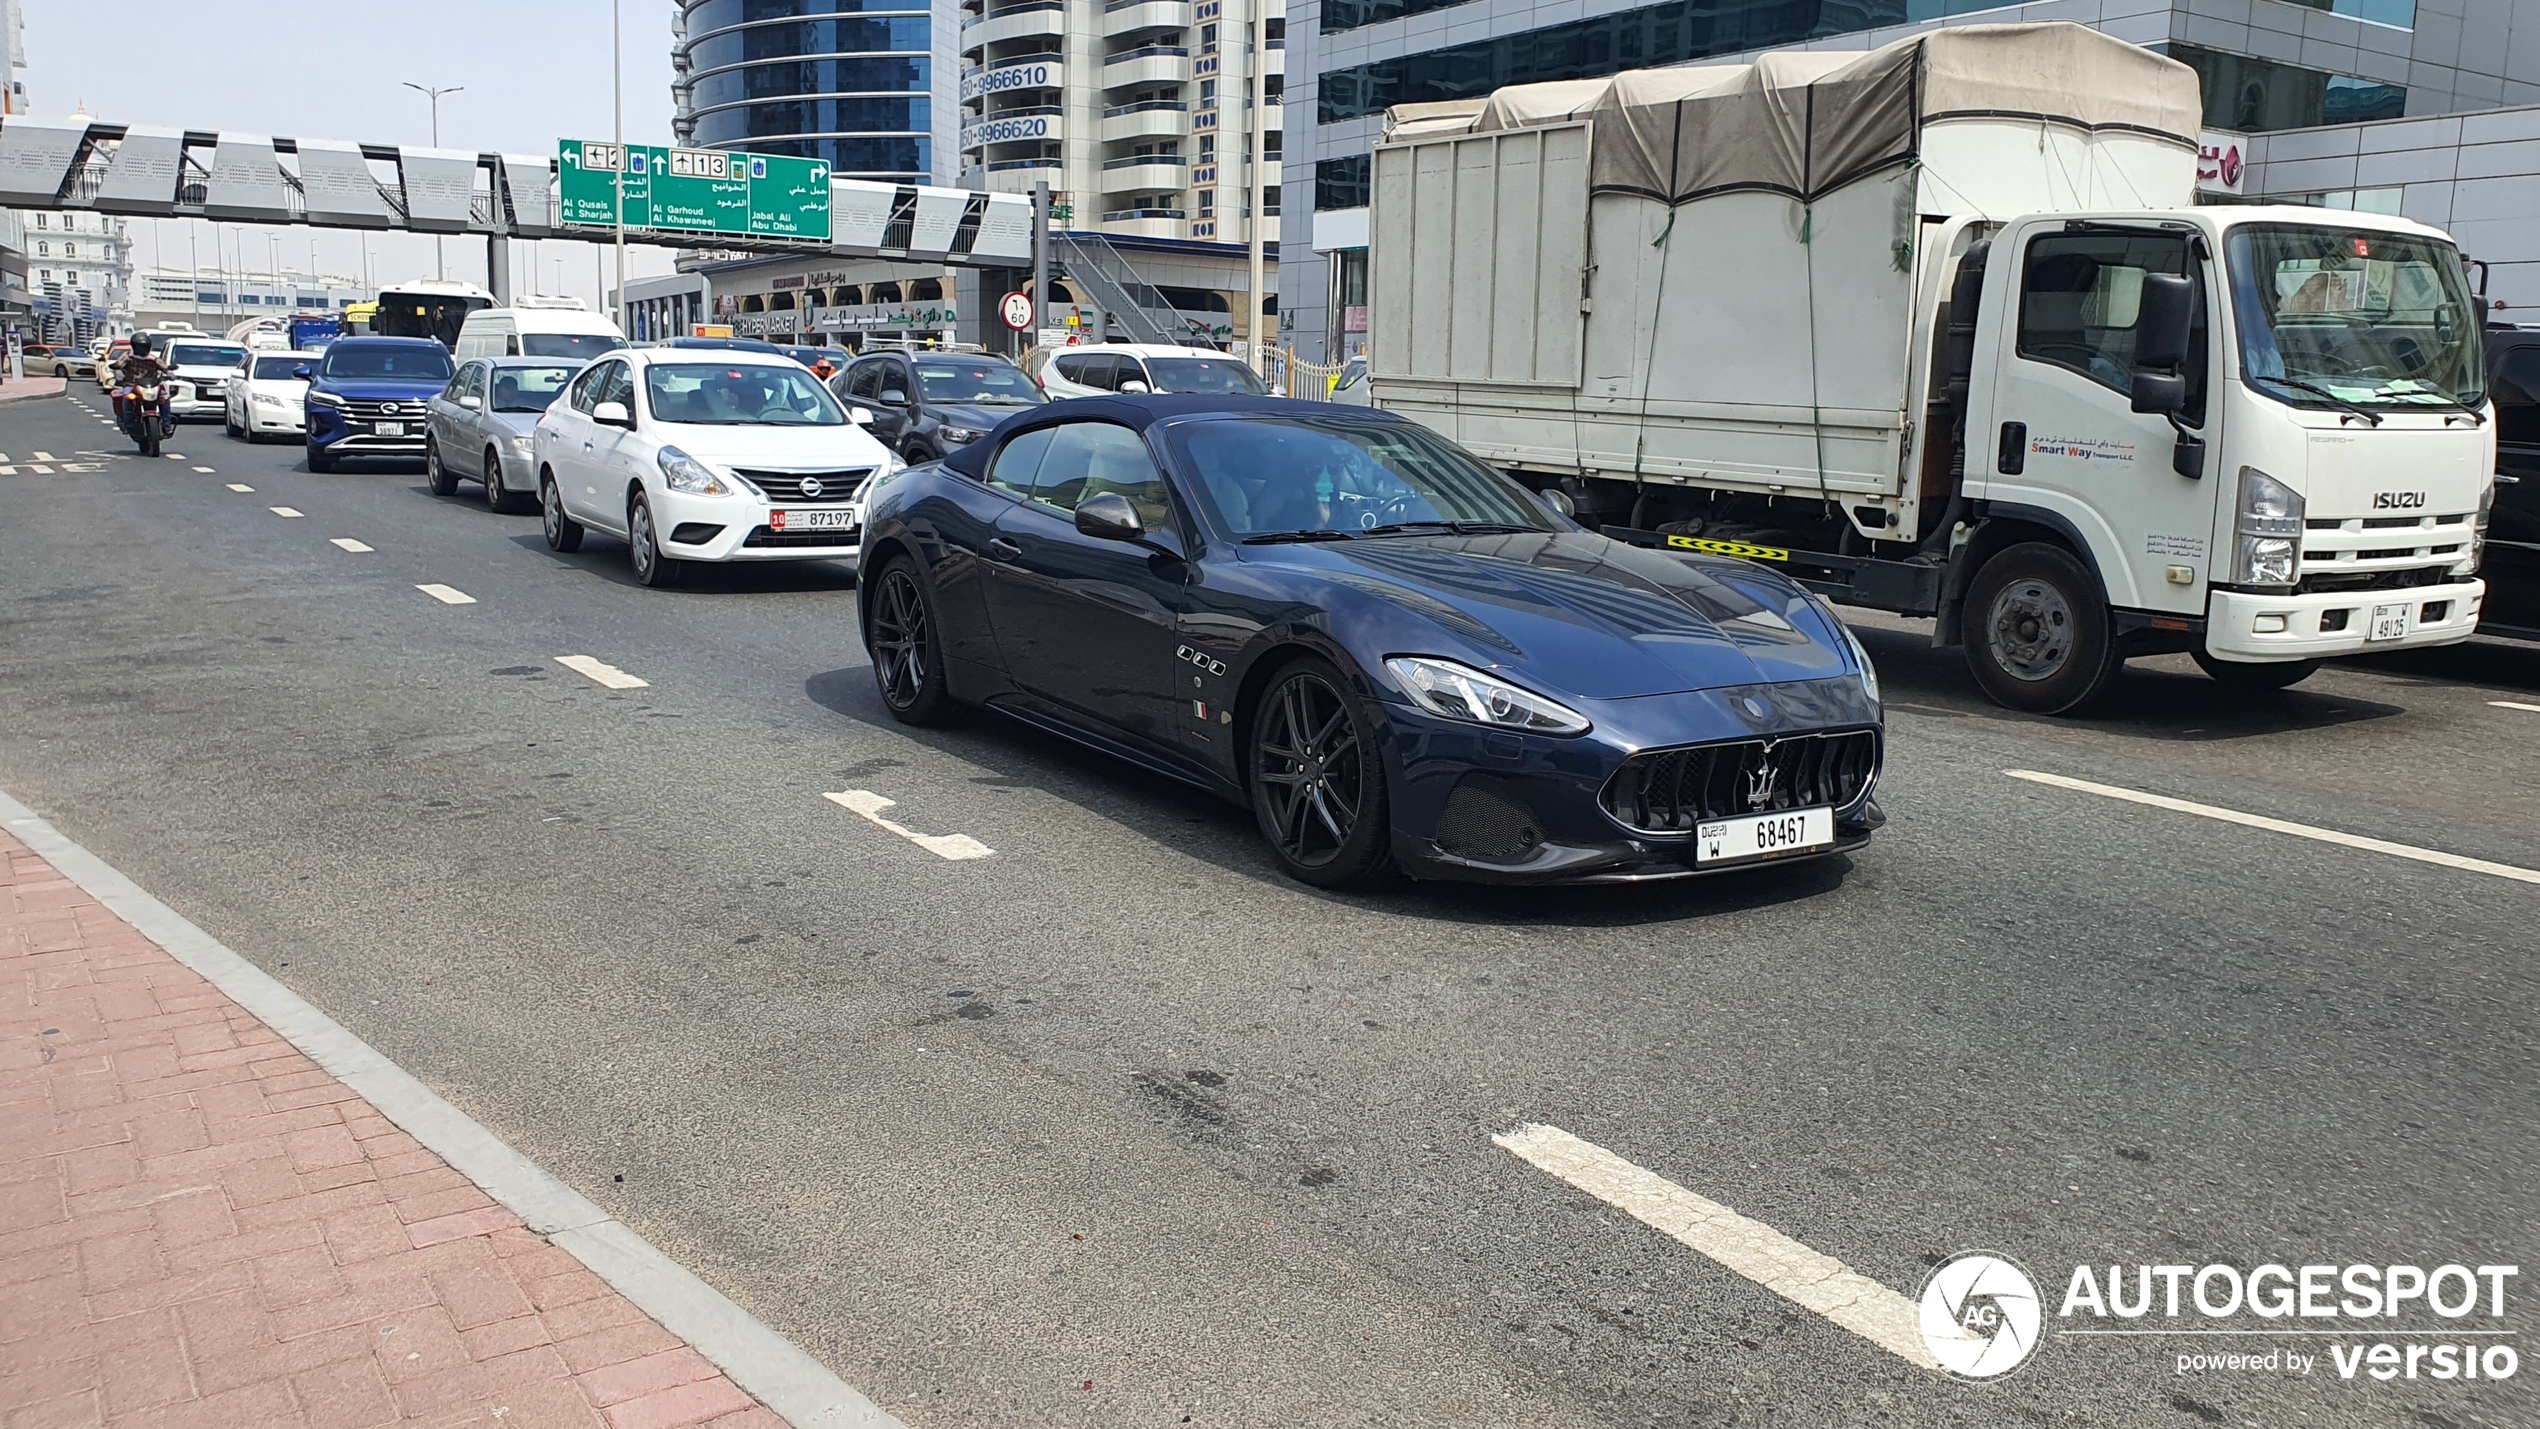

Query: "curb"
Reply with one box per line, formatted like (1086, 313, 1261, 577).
(0, 789, 907, 1429)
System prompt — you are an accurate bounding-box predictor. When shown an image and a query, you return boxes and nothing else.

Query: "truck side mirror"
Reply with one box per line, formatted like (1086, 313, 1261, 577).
(2135, 273, 2194, 372)
(2130, 369, 2186, 415)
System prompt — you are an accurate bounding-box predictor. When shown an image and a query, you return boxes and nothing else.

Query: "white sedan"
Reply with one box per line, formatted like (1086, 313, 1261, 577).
(533, 348, 900, 588)
(224, 349, 318, 441)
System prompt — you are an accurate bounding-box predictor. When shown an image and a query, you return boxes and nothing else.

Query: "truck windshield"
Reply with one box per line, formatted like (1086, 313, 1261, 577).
(2226, 225, 2484, 411)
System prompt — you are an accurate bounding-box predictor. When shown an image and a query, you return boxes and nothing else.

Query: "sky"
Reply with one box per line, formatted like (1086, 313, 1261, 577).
(23, 0, 694, 309)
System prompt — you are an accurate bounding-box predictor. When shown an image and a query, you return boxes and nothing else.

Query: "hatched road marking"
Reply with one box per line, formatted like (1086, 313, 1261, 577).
(2006, 769, 2540, 887)
(329, 538, 373, 553)
(269, 506, 303, 518)
(226, 484, 254, 492)
(1493, 1124, 1938, 1371)
(416, 584, 477, 605)
(553, 655, 649, 690)
(2492, 700, 2540, 714)
(32, 451, 53, 461)
(823, 790, 994, 861)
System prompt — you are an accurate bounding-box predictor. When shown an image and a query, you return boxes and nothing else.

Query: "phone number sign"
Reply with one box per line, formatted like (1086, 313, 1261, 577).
(559, 140, 830, 241)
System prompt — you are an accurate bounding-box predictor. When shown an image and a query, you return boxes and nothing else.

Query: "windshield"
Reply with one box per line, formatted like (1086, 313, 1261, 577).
(1166, 416, 1553, 538)
(167, 343, 245, 369)
(490, 364, 578, 412)
(2226, 225, 2484, 410)
(1143, 356, 1268, 395)
(520, 332, 626, 361)
(915, 360, 1045, 405)
(321, 345, 455, 381)
(643, 362, 845, 425)
(251, 356, 308, 380)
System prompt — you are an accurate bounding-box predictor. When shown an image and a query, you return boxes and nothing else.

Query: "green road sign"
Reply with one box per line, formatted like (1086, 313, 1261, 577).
(558, 140, 830, 241)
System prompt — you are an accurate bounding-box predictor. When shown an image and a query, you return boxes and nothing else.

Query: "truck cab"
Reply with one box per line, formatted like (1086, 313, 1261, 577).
(1949, 206, 2491, 705)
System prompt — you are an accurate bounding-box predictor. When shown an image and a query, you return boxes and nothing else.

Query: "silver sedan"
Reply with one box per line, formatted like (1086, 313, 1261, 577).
(424, 357, 585, 513)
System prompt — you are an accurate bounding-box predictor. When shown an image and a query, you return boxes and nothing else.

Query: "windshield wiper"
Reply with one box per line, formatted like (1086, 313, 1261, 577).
(1242, 529, 1360, 544)
(2268, 377, 2384, 426)
(1362, 520, 1536, 537)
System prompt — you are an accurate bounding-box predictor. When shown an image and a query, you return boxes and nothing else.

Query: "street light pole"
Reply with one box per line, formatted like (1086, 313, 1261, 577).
(403, 81, 464, 281)
(612, 0, 626, 336)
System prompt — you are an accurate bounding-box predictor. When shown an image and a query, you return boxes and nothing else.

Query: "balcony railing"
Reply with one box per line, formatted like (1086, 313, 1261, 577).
(1104, 44, 1189, 62)
(1102, 100, 1190, 118)
(1102, 154, 1189, 169)
(986, 157, 1063, 172)
(1102, 207, 1185, 221)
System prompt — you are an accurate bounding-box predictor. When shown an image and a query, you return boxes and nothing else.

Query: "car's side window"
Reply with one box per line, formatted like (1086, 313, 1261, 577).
(567, 362, 609, 414)
(2017, 232, 2207, 424)
(1115, 358, 1151, 391)
(1052, 354, 1089, 387)
(1029, 421, 1166, 522)
(847, 360, 882, 400)
(882, 361, 913, 402)
(987, 427, 1057, 497)
(599, 362, 636, 413)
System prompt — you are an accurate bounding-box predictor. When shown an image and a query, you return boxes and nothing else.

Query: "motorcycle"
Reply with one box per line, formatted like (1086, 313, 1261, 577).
(113, 379, 174, 457)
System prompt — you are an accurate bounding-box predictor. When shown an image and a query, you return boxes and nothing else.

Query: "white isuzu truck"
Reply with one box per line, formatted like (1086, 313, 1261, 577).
(1364, 23, 2497, 712)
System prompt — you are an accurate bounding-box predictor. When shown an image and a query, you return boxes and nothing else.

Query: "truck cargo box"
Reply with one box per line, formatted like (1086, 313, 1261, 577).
(1369, 23, 2203, 534)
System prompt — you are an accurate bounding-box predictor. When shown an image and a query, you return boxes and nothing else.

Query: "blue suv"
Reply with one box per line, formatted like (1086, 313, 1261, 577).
(301, 337, 456, 472)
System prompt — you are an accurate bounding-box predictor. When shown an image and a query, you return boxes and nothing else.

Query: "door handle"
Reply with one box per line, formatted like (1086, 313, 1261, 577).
(986, 537, 1022, 561)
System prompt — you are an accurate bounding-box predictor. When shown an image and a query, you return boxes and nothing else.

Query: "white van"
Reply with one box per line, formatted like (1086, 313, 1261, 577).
(454, 298, 628, 363)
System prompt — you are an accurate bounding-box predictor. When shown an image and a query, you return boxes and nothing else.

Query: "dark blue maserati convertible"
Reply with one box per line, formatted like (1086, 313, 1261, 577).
(855, 395, 1883, 888)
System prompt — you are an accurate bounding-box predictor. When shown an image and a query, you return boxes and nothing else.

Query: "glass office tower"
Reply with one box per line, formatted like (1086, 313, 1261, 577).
(674, 0, 957, 183)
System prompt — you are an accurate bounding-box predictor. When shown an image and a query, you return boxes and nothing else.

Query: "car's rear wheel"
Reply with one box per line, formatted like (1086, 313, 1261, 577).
(425, 440, 459, 497)
(483, 448, 519, 512)
(1963, 542, 2121, 715)
(865, 556, 964, 725)
(223, 405, 242, 440)
(541, 471, 583, 552)
(2192, 651, 2321, 691)
(1250, 658, 1394, 888)
(628, 491, 680, 587)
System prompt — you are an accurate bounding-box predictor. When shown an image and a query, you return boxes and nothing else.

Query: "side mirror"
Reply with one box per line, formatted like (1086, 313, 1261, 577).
(592, 400, 633, 429)
(848, 406, 874, 426)
(1075, 491, 1145, 542)
(1536, 485, 1578, 519)
(459, 394, 482, 410)
(292, 365, 313, 380)
(879, 388, 908, 406)
(2135, 272, 2194, 372)
(2130, 369, 2186, 415)
(1118, 379, 1151, 394)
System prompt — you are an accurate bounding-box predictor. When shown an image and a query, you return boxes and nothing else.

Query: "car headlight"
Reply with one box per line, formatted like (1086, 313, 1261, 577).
(940, 425, 987, 446)
(1838, 619, 1880, 707)
(253, 393, 282, 408)
(508, 433, 534, 452)
(1384, 656, 1589, 735)
(657, 445, 731, 496)
(2231, 466, 2303, 588)
(305, 391, 341, 410)
(880, 450, 906, 475)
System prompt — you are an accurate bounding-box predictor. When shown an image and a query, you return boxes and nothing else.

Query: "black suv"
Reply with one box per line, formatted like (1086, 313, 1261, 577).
(830, 351, 1046, 463)
(2486, 327, 2540, 640)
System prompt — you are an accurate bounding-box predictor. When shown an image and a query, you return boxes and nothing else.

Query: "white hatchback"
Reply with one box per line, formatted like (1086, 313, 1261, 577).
(532, 348, 900, 587)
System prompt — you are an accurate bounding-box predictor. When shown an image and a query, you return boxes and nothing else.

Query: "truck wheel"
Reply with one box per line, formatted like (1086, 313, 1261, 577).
(2192, 651, 2320, 691)
(1963, 542, 2121, 715)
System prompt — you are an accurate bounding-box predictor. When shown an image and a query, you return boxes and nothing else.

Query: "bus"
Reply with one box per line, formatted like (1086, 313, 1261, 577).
(343, 280, 495, 347)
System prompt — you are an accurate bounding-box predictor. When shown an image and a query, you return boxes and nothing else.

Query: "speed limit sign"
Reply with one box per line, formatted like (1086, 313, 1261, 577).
(999, 291, 1035, 331)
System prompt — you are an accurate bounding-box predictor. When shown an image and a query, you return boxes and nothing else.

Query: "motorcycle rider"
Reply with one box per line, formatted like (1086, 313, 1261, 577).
(113, 332, 170, 435)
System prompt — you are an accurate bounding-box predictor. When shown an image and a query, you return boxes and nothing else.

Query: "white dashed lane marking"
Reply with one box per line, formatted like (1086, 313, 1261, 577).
(553, 655, 648, 690)
(329, 538, 373, 553)
(269, 507, 303, 518)
(2006, 769, 2540, 887)
(2493, 700, 2540, 714)
(823, 791, 994, 861)
(192, 466, 215, 473)
(226, 484, 254, 493)
(416, 584, 477, 606)
(27, 465, 50, 474)
(1494, 1124, 1939, 1370)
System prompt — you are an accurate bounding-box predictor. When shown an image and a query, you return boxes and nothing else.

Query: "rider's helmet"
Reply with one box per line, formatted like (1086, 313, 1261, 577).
(130, 333, 152, 356)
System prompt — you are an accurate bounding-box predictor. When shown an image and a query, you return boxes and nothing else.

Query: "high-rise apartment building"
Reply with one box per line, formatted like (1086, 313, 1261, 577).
(673, 0, 962, 184)
(1284, 0, 2540, 360)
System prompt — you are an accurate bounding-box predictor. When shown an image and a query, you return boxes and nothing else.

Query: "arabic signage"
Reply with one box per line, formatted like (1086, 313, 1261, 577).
(809, 302, 961, 333)
(559, 140, 831, 241)
(2196, 130, 2246, 197)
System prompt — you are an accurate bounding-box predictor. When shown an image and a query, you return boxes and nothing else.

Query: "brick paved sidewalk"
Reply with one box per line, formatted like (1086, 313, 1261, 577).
(0, 831, 784, 1429)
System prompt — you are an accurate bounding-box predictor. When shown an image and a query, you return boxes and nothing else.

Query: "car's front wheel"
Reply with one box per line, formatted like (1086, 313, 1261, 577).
(1249, 657, 1395, 888)
(541, 471, 583, 552)
(627, 490, 680, 588)
(865, 556, 964, 725)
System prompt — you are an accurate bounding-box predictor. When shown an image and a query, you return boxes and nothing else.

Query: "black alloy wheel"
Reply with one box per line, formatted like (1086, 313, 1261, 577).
(425, 440, 458, 497)
(866, 556, 962, 725)
(541, 472, 584, 552)
(1250, 658, 1394, 888)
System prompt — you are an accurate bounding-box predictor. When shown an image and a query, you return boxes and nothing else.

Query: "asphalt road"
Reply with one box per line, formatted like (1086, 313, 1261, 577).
(3, 389, 2534, 1428)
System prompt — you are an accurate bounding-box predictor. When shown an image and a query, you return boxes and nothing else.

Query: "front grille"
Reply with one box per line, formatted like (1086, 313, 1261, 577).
(2358, 546, 2416, 560)
(732, 468, 873, 504)
(741, 524, 861, 549)
(1601, 730, 1877, 835)
(2296, 565, 2455, 594)
(2361, 515, 2423, 529)
(332, 399, 425, 421)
